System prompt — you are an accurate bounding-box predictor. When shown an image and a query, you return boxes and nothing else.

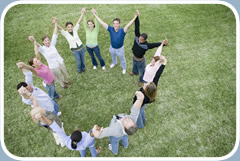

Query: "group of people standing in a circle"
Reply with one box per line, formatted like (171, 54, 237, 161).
(16, 8, 168, 157)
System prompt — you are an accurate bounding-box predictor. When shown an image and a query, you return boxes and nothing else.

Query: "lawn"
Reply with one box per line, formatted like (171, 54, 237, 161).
(3, 4, 236, 157)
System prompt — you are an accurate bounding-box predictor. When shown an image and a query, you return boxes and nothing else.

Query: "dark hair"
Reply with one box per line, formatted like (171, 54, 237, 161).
(140, 33, 148, 40)
(65, 22, 73, 27)
(125, 123, 138, 135)
(87, 20, 95, 28)
(41, 35, 49, 42)
(70, 130, 82, 149)
(28, 57, 35, 67)
(153, 56, 160, 62)
(17, 82, 27, 90)
(113, 18, 120, 24)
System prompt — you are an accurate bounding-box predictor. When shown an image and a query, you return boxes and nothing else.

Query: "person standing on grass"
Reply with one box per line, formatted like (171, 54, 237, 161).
(56, 8, 86, 74)
(28, 19, 70, 89)
(16, 67, 61, 117)
(82, 8, 105, 70)
(130, 11, 168, 87)
(16, 40, 62, 101)
(92, 9, 139, 74)
(132, 42, 167, 128)
(33, 113, 102, 157)
(93, 91, 144, 155)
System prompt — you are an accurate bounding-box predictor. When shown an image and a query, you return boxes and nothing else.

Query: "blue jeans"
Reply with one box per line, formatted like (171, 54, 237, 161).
(132, 57, 146, 82)
(80, 139, 98, 157)
(136, 104, 146, 128)
(72, 47, 85, 72)
(109, 135, 128, 155)
(109, 45, 126, 70)
(45, 81, 59, 100)
(86, 45, 105, 67)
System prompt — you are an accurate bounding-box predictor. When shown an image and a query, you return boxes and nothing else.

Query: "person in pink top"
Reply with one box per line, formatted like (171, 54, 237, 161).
(132, 41, 167, 128)
(16, 42, 62, 100)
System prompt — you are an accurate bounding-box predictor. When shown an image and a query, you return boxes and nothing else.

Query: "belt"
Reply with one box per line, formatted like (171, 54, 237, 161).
(133, 55, 144, 62)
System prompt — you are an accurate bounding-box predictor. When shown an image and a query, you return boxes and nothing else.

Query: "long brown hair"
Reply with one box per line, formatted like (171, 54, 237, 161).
(144, 82, 157, 102)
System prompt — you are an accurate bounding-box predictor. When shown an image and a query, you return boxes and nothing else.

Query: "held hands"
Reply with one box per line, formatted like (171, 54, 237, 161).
(81, 8, 86, 14)
(135, 10, 140, 16)
(135, 91, 144, 101)
(52, 17, 58, 24)
(18, 86, 31, 96)
(16, 62, 26, 69)
(30, 107, 46, 124)
(28, 35, 35, 43)
(91, 8, 97, 15)
(92, 125, 103, 137)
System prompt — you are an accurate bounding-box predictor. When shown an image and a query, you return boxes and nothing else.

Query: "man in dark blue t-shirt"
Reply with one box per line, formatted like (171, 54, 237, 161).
(92, 9, 139, 74)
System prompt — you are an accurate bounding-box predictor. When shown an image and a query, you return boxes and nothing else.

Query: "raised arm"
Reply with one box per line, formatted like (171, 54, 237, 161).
(76, 8, 86, 24)
(135, 15, 140, 37)
(28, 36, 41, 60)
(52, 17, 58, 35)
(133, 91, 144, 109)
(124, 10, 139, 33)
(91, 8, 108, 30)
(29, 95, 38, 108)
(16, 62, 38, 76)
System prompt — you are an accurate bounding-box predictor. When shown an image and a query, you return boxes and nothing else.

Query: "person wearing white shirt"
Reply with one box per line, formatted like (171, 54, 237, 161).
(28, 19, 70, 88)
(56, 8, 86, 73)
(16, 68, 60, 116)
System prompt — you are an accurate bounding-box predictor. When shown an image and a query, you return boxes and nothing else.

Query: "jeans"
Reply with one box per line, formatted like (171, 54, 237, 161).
(80, 139, 98, 157)
(109, 45, 126, 70)
(109, 135, 128, 155)
(132, 57, 146, 82)
(45, 81, 59, 100)
(86, 45, 105, 67)
(136, 104, 146, 128)
(72, 47, 85, 72)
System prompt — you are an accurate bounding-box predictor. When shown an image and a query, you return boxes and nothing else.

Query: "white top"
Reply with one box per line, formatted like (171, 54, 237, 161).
(143, 44, 163, 83)
(50, 121, 94, 151)
(38, 34, 64, 69)
(60, 24, 83, 49)
(21, 71, 54, 112)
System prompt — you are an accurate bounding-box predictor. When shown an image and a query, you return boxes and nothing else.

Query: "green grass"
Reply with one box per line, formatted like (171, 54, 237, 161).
(3, 4, 236, 157)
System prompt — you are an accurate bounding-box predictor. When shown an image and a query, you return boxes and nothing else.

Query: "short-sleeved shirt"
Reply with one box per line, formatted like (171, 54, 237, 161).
(36, 63, 55, 85)
(38, 34, 64, 69)
(107, 26, 126, 49)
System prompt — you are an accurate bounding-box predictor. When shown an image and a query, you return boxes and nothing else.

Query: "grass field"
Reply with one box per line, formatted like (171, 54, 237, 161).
(3, 4, 236, 157)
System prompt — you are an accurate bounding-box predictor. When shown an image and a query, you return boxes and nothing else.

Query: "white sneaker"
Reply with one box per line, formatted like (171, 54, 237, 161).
(108, 144, 112, 151)
(93, 66, 97, 70)
(102, 66, 105, 70)
(57, 112, 62, 116)
(122, 69, 126, 74)
(110, 64, 115, 68)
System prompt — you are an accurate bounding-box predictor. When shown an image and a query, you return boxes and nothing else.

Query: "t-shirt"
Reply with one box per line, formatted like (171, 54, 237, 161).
(107, 26, 126, 49)
(36, 63, 55, 85)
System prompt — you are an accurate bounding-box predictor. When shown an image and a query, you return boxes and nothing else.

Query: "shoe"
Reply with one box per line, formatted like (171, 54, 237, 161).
(82, 69, 85, 72)
(78, 71, 82, 74)
(129, 72, 135, 76)
(110, 64, 115, 68)
(93, 66, 97, 70)
(63, 85, 68, 88)
(122, 69, 126, 74)
(108, 144, 112, 151)
(58, 95, 62, 99)
(97, 146, 102, 155)
(65, 80, 71, 85)
(102, 66, 105, 70)
(57, 112, 62, 116)
(138, 82, 143, 87)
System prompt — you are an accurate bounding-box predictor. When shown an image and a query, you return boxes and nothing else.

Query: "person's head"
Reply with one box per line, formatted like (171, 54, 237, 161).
(112, 18, 120, 31)
(122, 116, 138, 135)
(138, 33, 148, 44)
(41, 35, 50, 47)
(87, 20, 95, 30)
(28, 57, 41, 68)
(144, 82, 157, 102)
(70, 130, 82, 149)
(150, 56, 160, 66)
(17, 82, 33, 93)
(65, 22, 73, 32)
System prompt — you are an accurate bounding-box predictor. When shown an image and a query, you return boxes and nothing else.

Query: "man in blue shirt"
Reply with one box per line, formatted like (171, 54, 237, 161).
(92, 9, 139, 74)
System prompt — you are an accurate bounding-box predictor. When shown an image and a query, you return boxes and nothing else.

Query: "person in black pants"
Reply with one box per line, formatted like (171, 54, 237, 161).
(130, 10, 168, 87)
